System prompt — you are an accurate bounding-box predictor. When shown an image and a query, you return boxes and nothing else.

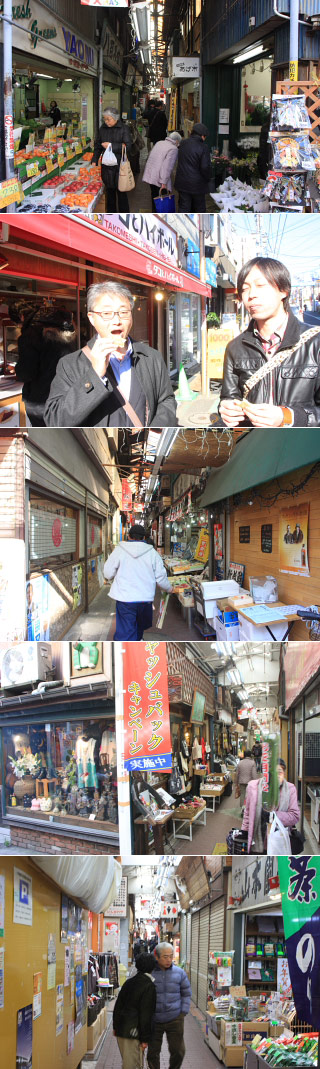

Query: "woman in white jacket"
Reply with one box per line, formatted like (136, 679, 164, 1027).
(142, 132, 182, 209)
(104, 524, 172, 641)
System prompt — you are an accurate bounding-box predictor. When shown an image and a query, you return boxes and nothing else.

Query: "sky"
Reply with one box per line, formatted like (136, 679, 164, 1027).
(230, 215, 320, 284)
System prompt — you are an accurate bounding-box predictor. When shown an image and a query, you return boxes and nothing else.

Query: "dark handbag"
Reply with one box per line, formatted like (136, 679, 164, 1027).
(169, 767, 183, 794)
(289, 827, 305, 854)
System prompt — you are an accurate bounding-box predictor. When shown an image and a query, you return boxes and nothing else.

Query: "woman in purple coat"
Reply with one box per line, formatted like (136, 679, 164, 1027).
(241, 758, 300, 853)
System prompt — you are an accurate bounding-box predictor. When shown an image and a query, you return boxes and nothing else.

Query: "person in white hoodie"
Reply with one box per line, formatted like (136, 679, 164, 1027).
(142, 132, 182, 209)
(104, 524, 172, 641)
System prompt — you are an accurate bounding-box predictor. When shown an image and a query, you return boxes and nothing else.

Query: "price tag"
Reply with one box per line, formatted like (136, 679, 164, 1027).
(81, 136, 86, 148)
(46, 158, 54, 174)
(66, 148, 73, 160)
(0, 178, 24, 208)
(26, 161, 39, 178)
(58, 153, 65, 169)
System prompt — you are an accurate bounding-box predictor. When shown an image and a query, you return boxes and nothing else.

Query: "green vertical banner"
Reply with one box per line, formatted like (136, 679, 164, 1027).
(278, 857, 320, 1027)
(261, 734, 279, 810)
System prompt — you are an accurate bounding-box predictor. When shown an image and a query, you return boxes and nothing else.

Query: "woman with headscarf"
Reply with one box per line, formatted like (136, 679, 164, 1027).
(241, 758, 300, 853)
(142, 132, 182, 208)
(93, 106, 132, 211)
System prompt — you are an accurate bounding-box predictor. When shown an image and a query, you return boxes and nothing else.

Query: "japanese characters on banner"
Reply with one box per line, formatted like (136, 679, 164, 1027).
(279, 502, 309, 576)
(194, 528, 210, 563)
(123, 641, 172, 772)
(278, 856, 320, 1027)
(104, 877, 128, 918)
(214, 523, 223, 560)
(81, 0, 128, 5)
(122, 478, 132, 512)
(96, 213, 178, 267)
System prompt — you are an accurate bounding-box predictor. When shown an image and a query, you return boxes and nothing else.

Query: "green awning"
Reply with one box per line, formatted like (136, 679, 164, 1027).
(200, 429, 320, 507)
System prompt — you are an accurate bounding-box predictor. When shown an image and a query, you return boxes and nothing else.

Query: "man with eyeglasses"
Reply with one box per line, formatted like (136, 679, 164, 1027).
(44, 281, 177, 427)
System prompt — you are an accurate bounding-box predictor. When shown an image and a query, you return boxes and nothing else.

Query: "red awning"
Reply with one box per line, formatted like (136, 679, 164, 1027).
(5, 215, 212, 297)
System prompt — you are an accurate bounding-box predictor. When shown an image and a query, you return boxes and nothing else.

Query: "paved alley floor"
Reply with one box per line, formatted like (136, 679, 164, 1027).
(97, 1002, 223, 1069)
(63, 585, 200, 641)
(94, 137, 215, 215)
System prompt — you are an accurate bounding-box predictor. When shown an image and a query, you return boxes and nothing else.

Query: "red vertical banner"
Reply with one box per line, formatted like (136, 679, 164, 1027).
(123, 641, 173, 772)
(122, 479, 132, 512)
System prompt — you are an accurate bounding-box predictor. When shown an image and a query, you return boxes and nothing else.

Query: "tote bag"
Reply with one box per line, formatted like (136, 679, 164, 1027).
(118, 147, 135, 191)
(154, 192, 176, 213)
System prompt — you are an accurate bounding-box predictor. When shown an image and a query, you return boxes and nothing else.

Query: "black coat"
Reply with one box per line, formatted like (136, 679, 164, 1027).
(93, 120, 132, 190)
(49, 105, 61, 125)
(113, 973, 156, 1043)
(15, 325, 77, 426)
(175, 133, 211, 193)
(44, 337, 177, 428)
(220, 311, 320, 426)
(149, 109, 167, 144)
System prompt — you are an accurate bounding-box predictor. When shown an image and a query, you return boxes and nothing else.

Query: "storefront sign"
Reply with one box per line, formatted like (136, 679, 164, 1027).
(279, 502, 309, 576)
(207, 327, 235, 383)
(214, 523, 223, 560)
(0, 2, 98, 70)
(101, 213, 178, 266)
(283, 646, 320, 710)
(232, 856, 278, 909)
(122, 478, 132, 512)
(278, 856, 320, 1027)
(103, 25, 124, 73)
(171, 57, 200, 79)
(104, 876, 127, 917)
(62, 27, 95, 67)
(206, 258, 217, 287)
(81, 0, 128, 5)
(123, 641, 172, 772)
(191, 688, 206, 723)
(13, 868, 33, 926)
(195, 528, 210, 563)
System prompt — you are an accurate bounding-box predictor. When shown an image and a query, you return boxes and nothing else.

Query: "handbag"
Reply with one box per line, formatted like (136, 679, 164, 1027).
(101, 143, 118, 166)
(168, 767, 183, 794)
(243, 324, 320, 399)
(118, 146, 135, 192)
(82, 345, 144, 429)
(289, 827, 305, 854)
(154, 192, 176, 213)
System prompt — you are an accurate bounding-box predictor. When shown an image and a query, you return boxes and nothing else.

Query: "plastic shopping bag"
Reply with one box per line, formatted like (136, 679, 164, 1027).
(101, 143, 117, 166)
(154, 192, 176, 213)
(267, 814, 291, 855)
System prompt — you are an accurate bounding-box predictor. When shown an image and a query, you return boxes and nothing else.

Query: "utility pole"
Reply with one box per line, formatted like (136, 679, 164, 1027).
(3, 0, 15, 208)
(289, 0, 299, 84)
(199, 214, 207, 395)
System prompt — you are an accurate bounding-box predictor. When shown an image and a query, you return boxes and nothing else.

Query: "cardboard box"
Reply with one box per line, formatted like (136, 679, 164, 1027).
(215, 616, 240, 641)
(87, 1018, 100, 1051)
(221, 1044, 244, 1067)
(227, 594, 254, 610)
(207, 1030, 223, 1058)
(221, 1019, 243, 1046)
(241, 1021, 269, 1043)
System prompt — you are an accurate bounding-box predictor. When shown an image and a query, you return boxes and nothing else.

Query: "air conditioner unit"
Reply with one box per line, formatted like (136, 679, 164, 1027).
(1, 643, 52, 689)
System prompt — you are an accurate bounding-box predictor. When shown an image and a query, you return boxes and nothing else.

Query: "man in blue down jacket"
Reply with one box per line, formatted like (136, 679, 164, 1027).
(147, 942, 191, 1069)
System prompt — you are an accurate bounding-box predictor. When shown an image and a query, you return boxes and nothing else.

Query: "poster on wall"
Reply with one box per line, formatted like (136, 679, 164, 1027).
(97, 554, 105, 588)
(13, 868, 32, 926)
(26, 574, 50, 641)
(47, 933, 56, 990)
(277, 956, 292, 996)
(56, 985, 64, 1036)
(75, 965, 85, 1034)
(191, 689, 206, 724)
(0, 874, 4, 936)
(123, 641, 172, 772)
(67, 1021, 75, 1054)
(64, 946, 71, 987)
(195, 528, 210, 563)
(61, 894, 68, 944)
(33, 973, 42, 1020)
(71, 565, 82, 611)
(279, 502, 309, 576)
(0, 948, 4, 1010)
(213, 523, 223, 560)
(104, 919, 120, 952)
(278, 856, 320, 1026)
(16, 1004, 32, 1069)
(105, 877, 127, 918)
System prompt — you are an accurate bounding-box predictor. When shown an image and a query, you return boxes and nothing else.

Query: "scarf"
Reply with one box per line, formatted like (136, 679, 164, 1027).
(243, 324, 320, 399)
(253, 778, 291, 852)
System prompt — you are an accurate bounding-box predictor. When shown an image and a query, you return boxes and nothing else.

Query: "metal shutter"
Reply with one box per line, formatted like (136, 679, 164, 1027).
(198, 904, 210, 1013)
(190, 912, 200, 1003)
(186, 912, 191, 972)
(30, 509, 77, 560)
(208, 898, 225, 1004)
(179, 912, 187, 966)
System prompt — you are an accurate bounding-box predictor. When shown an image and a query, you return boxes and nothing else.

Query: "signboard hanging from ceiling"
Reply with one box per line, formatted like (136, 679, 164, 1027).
(81, 1, 128, 7)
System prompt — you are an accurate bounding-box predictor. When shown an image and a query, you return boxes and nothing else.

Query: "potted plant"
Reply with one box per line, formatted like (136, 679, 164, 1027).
(10, 750, 42, 799)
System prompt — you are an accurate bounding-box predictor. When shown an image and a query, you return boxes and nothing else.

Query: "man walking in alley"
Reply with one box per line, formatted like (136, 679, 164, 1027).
(44, 281, 177, 428)
(175, 123, 211, 211)
(147, 942, 191, 1069)
(104, 524, 172, 641)
(234, 749, 258, 812)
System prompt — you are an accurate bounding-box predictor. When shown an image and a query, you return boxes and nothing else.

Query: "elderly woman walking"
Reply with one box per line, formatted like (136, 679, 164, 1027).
(143, 132, 182, 209)
(93, 105, 132, 211)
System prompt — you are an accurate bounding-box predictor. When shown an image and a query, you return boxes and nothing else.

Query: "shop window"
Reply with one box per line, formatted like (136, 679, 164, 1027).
(30, 493, 78, 566)
(2, 719, 118, 831)
(87, 514, 103, 556)
(240, 60, 272, 132)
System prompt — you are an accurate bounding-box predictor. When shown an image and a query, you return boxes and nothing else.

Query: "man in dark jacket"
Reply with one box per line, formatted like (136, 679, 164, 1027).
(147, 942, 191, 1069)
(218, 256, 320, 427)
(113, 953, 156, 1068)
(175, 123, 211, 211)
(93, 106, 132, 211)
(15, 306, 77, 426)
(148, 101, 167, 145)
(44, 281, 177, 428)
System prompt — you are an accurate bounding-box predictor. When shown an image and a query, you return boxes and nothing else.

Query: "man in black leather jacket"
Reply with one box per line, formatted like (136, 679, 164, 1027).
(218, 256, 320, 427)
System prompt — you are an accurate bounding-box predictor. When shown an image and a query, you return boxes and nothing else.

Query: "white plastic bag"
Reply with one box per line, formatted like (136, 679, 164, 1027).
(101, 143, 117, 166)
(267, 814, 291, 855)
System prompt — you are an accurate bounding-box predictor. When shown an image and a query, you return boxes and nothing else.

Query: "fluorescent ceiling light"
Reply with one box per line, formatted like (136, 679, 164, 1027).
(36, 73, 54, 79)
(233, 44, 265, 64)
(132, 2, 151, 44)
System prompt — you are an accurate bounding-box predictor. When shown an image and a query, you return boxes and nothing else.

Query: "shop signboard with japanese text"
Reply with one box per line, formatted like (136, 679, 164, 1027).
(195, 528, 210, 563)
(207, 327, 236, 384)
(0, 2, 98, 71)
(81, 0, 128, 5)
(122, 479, 132, 512)
(97, 214, 178, 267)
(279, 502, 309, 576)
(278, 856, 320, 1027)
(104, 877, 127, 918)
(123, 641, 172, 772)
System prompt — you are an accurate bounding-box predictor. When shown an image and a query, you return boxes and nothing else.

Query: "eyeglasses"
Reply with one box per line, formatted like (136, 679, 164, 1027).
(91, 308, 132, 321)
